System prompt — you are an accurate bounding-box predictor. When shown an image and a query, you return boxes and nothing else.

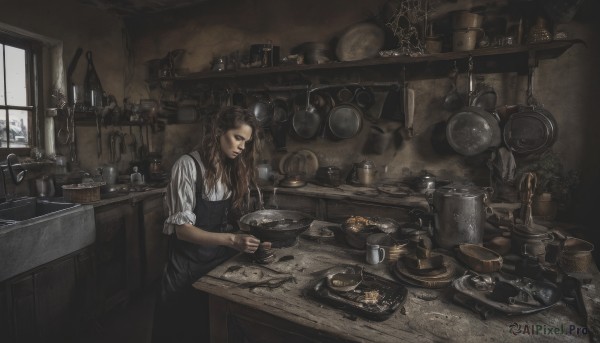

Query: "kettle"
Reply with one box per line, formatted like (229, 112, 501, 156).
(347, 160, 377, 186)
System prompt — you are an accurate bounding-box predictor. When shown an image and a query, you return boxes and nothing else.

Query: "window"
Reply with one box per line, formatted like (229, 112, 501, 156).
(0, 33, 41, 151)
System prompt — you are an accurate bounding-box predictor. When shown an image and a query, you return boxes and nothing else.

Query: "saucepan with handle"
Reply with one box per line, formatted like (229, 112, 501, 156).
(239, 209, 314, 245)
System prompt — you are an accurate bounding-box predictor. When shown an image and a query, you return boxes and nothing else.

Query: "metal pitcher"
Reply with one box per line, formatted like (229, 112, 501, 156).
(432, 184, 490, 249)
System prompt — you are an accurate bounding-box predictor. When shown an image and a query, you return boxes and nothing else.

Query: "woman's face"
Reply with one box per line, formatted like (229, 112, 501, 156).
(220, 124, 253, 160)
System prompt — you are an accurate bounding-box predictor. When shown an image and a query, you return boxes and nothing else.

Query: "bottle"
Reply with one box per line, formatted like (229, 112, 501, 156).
(84, 51, 104, 110)
(130, 166, 144, 186)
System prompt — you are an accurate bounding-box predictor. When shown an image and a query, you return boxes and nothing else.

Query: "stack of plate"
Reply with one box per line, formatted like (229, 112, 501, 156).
(392, 254, 459, 288)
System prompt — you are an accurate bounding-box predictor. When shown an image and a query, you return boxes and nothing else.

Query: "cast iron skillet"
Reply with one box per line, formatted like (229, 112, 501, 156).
(446, 106, 501, 156)
(238, 210, 314, 243)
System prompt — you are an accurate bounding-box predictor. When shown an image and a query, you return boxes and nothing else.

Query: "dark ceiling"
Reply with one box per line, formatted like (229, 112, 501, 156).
(80, 0, 210, 15)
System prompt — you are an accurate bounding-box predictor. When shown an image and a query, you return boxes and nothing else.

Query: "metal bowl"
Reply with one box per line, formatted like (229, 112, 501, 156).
(238, 210, 314, 243)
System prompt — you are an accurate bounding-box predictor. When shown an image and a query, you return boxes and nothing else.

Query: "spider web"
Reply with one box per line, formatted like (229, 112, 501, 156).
(384, 0, 436, 56)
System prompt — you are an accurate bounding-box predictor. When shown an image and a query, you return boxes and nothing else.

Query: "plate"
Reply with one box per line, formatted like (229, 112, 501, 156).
(377, 184, 412, 197)
(278, 149, 319, 179)
(335, 22, 385, 62)
(393, 254, 458, 289)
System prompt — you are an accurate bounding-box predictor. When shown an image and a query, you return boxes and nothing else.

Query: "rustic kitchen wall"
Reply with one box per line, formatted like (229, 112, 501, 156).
(0, 0, 127, 178)
(123, 0, 599, 206)
(1, 0, 597, 230)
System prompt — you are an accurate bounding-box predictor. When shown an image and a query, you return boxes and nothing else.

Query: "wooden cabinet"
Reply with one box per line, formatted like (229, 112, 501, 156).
(325, 199, 411, 223)
(0, 191, 165, 342)
(140, 194, 168, 286)
(10, 275, 36, 343)
(94, 201, 140, 314)
(0, 247, 94, 343)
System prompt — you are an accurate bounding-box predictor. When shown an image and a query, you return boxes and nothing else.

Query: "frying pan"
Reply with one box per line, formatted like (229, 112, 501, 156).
(503, 66, 557, 155)
(445, 57, 501, 156)
(328, 104, 363, 139)
(238, 210, 314, 243)
(503, 106, 557, 155)
(271, 98, 290, 151)
(292, 90, 322, 139)
(446, 106, 501, 156)
(251, 97, 273, 128)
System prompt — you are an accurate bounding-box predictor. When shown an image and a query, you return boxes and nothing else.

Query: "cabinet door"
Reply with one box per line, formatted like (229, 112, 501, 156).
(94, 202, 140, 314)
(10, 275, 36, 343)
(75, 248, 96, 325)
(142, 194, 168, 285)
(325, 199, 411, 223)
(34, 257, 77, 341)
(0, 282, 11, 341)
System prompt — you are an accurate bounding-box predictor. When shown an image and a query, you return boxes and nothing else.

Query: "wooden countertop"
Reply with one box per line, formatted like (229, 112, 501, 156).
(254, 183, 430, 211)
(194, 223, 598, 342)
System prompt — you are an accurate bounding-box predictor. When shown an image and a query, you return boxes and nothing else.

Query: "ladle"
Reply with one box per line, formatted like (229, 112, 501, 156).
(443, 61, 463, 111)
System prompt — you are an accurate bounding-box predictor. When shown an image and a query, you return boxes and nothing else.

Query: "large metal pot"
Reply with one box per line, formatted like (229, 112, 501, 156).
(432, 184, 489, 249)
(238, 210, 314, 245)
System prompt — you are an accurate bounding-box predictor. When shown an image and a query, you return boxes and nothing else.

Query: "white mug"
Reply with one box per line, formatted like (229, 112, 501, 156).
(366, 244, 385, 265)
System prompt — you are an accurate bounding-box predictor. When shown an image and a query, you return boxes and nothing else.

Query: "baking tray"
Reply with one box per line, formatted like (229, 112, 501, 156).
(452, 274, 562, 315)
(307, 266, 407, 321)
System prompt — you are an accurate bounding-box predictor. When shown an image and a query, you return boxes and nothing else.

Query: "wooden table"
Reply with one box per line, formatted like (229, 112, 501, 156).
(194, 225, 599, 343)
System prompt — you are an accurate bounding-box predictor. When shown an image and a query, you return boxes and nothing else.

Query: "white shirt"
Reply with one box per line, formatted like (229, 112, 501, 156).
(163, 151, 231, 235)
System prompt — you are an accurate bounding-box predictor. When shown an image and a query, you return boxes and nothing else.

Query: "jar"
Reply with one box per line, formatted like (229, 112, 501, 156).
(316, 166, 341, 187)
(511, 223, 553, 261)
(348, 160, 377, 186)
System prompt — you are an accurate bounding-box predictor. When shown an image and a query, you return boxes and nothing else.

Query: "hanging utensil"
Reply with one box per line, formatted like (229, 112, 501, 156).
(503, 64, 558, 155)
(292, 88, 321, 139)
(95, 111, 102, 158)
(443, 61, 463, 111)
(446, 56, 501, 156)
(84, 51, 104, 110)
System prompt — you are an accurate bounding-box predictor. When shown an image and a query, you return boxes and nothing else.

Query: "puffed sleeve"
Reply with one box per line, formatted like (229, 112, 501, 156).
(163, 154, 197, 235)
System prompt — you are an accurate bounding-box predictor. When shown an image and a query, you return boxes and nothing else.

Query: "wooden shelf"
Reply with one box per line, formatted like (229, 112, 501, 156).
(165, 40, 583, 82)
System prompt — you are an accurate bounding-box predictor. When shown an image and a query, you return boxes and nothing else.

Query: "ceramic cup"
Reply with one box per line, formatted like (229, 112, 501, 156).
(366, 243, 385, 265)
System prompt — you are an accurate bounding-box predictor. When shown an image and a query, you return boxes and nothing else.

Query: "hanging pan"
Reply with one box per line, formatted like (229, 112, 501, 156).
(328, 104, 363, 139)
(271, 98, 290, 152)
(503, 66, 557, 155)
(250, 94, 273, 128)
(292, 89, 322, 140)
(446, 57, 501, 156)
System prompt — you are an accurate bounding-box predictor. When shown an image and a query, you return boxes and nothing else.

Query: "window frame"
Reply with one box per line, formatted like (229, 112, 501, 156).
(0, 31, 42, 157)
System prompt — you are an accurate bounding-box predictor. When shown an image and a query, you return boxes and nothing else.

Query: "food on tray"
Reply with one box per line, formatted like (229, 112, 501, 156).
(343, 216, 375, 232)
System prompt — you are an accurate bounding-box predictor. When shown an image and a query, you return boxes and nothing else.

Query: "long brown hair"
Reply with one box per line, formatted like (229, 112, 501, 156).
(197, 106, 262, 210)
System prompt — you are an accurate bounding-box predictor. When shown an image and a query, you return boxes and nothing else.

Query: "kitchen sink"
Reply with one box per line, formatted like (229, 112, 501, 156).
(0, 197, 95, 282)
(0, 197, 79, 222)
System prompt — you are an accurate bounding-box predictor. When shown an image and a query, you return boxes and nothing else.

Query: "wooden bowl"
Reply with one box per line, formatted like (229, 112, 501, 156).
(456, 244, 503, 273)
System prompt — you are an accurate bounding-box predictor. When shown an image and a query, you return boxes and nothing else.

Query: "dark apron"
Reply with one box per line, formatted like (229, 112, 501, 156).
(153, 153, 237, 343)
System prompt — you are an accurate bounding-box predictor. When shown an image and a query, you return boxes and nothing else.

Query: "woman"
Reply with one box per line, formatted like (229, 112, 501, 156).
(153, 105, 269, 343)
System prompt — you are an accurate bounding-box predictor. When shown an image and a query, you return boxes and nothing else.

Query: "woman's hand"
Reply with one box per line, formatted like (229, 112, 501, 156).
(232, 234, 261, 253)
